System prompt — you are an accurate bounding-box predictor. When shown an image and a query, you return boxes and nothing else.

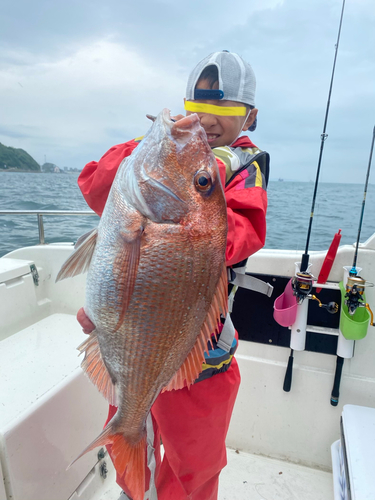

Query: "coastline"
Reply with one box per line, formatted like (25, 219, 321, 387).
(0, 169, 81, 174)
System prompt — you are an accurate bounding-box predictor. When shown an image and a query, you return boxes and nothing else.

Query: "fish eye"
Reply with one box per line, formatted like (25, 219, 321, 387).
(194, 171, 212, 192)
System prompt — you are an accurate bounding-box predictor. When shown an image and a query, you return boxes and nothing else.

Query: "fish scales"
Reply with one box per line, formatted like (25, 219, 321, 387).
(56, 109, 228, 500)
(116, 230, 211, 418)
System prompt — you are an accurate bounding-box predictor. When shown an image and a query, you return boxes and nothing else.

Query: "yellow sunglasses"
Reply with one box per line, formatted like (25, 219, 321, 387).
(184, 101, 247, 117)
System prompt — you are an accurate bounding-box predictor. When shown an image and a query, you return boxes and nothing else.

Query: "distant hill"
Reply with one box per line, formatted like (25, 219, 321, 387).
(0, 143, 41, 172)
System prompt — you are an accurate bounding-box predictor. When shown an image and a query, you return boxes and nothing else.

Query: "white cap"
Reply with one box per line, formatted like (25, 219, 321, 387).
(185, 51, 256, 107)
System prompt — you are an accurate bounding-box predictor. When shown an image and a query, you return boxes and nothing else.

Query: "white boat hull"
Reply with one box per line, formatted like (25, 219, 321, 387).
(1, 234, 375, 499)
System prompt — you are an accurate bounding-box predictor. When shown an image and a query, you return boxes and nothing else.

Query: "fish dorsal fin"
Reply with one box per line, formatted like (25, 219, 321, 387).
(56, 228, 98, 282)
(163, 264, 228, 392)
(77, 333, 117, 406)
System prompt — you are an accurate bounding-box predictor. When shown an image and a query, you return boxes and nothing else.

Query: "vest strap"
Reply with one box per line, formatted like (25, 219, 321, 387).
(144, 413, 158, 500)
(217, 270, 273, 353)
(217, 312, 235, 352)
(230, 271, 274, 297)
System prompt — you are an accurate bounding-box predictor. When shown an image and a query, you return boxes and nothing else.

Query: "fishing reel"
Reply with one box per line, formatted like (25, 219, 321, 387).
(292, 271, 314, 303)
(292, 271, 338, 313)
(344, 274, 374, 323)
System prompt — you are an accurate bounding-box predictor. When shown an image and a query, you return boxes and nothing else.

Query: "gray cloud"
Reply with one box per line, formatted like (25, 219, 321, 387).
(0, 0, 374, 181)
(0, 125, 35, 139)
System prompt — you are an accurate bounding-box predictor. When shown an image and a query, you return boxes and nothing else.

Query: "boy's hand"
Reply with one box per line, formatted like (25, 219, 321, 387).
(147, 114, 185, 123)
(77, 307, 95, 334)
(171, 114, 185, 122)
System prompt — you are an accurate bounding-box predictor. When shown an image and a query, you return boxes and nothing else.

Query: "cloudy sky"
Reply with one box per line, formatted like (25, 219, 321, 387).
(1, 0, 374, 182)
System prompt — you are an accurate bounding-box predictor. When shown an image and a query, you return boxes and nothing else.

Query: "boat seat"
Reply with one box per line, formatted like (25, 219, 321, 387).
(1, 313, 85, 422)
(0, 258, 49, 341)
(0, 313, 109, 500)
(0, 258, 35, 283)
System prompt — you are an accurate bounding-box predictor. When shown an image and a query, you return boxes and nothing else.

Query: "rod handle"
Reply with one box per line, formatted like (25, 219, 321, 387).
(330, 356, 344, 406)
(283, 350, 294, 392)
(300, 253, 310, 273)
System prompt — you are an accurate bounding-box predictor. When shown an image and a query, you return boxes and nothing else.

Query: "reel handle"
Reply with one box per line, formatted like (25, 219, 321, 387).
(310, 295, 338, 314)
(320, 301, 339, 314)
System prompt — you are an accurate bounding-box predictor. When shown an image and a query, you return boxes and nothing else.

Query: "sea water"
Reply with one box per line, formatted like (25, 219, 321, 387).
(1, 171, 375, 258)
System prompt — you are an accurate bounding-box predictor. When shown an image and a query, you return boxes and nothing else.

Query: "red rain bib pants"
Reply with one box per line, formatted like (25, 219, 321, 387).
(105, 358, 240, 500)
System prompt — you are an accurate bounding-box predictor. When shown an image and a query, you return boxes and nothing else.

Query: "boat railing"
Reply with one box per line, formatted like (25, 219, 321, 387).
(0, 210, 97, 245)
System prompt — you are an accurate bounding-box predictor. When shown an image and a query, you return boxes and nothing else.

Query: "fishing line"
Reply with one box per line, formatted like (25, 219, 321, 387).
(300, 0, 346, 273)
(350, 126, 375, 275)
(283, 0, 346, 393)
(330, 125, 375, 407)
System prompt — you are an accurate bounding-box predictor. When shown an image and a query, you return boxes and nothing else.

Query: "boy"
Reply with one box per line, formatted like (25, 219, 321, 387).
(77, 50, 269, 500)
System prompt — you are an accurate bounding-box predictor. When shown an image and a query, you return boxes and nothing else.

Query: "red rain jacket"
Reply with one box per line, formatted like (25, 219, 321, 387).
(78, 136, 268, 266)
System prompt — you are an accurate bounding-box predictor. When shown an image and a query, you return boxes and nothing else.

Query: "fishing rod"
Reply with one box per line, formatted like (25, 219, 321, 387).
(300, 0, 346, 277)
(343, 125, 375, 318)
(349, 126, 375, 279)
(283, 0, 346, 392)
(344, 126, 375, 321)
(330, 125, 375, 407)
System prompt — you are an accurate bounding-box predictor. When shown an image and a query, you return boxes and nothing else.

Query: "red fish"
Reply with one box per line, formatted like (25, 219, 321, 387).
(56, 109, 228, 500)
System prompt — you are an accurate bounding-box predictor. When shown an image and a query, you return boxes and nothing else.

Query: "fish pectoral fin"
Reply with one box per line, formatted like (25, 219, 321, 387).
(78, 334, 117, 406)
(56, 228, 98, 282)
(113, 227, 143, 332)
(163, 264, 228, 392)
(68, 421, 146, 500)
(74, 228, 98, 249)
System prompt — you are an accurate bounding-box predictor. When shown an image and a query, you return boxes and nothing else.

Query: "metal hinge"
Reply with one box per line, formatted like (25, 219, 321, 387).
(30, 264, 39, 286)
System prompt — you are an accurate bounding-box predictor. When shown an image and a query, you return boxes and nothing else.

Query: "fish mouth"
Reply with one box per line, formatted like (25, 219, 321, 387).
(160, 109, 204, 149)
(160, 108, 200, 128)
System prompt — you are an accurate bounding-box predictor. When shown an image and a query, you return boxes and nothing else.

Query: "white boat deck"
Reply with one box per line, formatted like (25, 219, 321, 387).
(0, 306, 335, 500)
(220, 449, 333, 500)
(0, 313, 334, 500)
(89, 448, 334, 500)
(0, 312, 334, 499)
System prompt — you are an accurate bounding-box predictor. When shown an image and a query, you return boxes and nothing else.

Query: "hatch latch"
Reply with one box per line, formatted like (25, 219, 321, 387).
(30, 264, 39, 286)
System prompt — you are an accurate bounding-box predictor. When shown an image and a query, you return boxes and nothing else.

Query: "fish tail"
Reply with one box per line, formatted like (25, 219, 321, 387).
(68, 423, 146, 500)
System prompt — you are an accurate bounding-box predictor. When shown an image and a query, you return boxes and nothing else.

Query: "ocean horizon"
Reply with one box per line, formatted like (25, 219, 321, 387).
(1, 171, 375, 258)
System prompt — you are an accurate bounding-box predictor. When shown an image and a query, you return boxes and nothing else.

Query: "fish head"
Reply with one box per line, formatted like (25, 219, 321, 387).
(118, 109, 226, 224)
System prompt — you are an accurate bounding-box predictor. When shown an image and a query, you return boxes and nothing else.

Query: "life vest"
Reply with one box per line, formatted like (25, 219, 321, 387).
(214, 144, 269, 188)
(195, 145, 271, 383)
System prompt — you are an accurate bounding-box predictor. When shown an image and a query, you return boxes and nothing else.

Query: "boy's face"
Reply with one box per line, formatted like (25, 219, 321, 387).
(185, 79, 258, 149)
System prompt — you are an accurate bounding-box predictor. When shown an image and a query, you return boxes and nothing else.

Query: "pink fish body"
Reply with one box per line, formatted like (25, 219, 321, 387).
(57, 109, 228, 500)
